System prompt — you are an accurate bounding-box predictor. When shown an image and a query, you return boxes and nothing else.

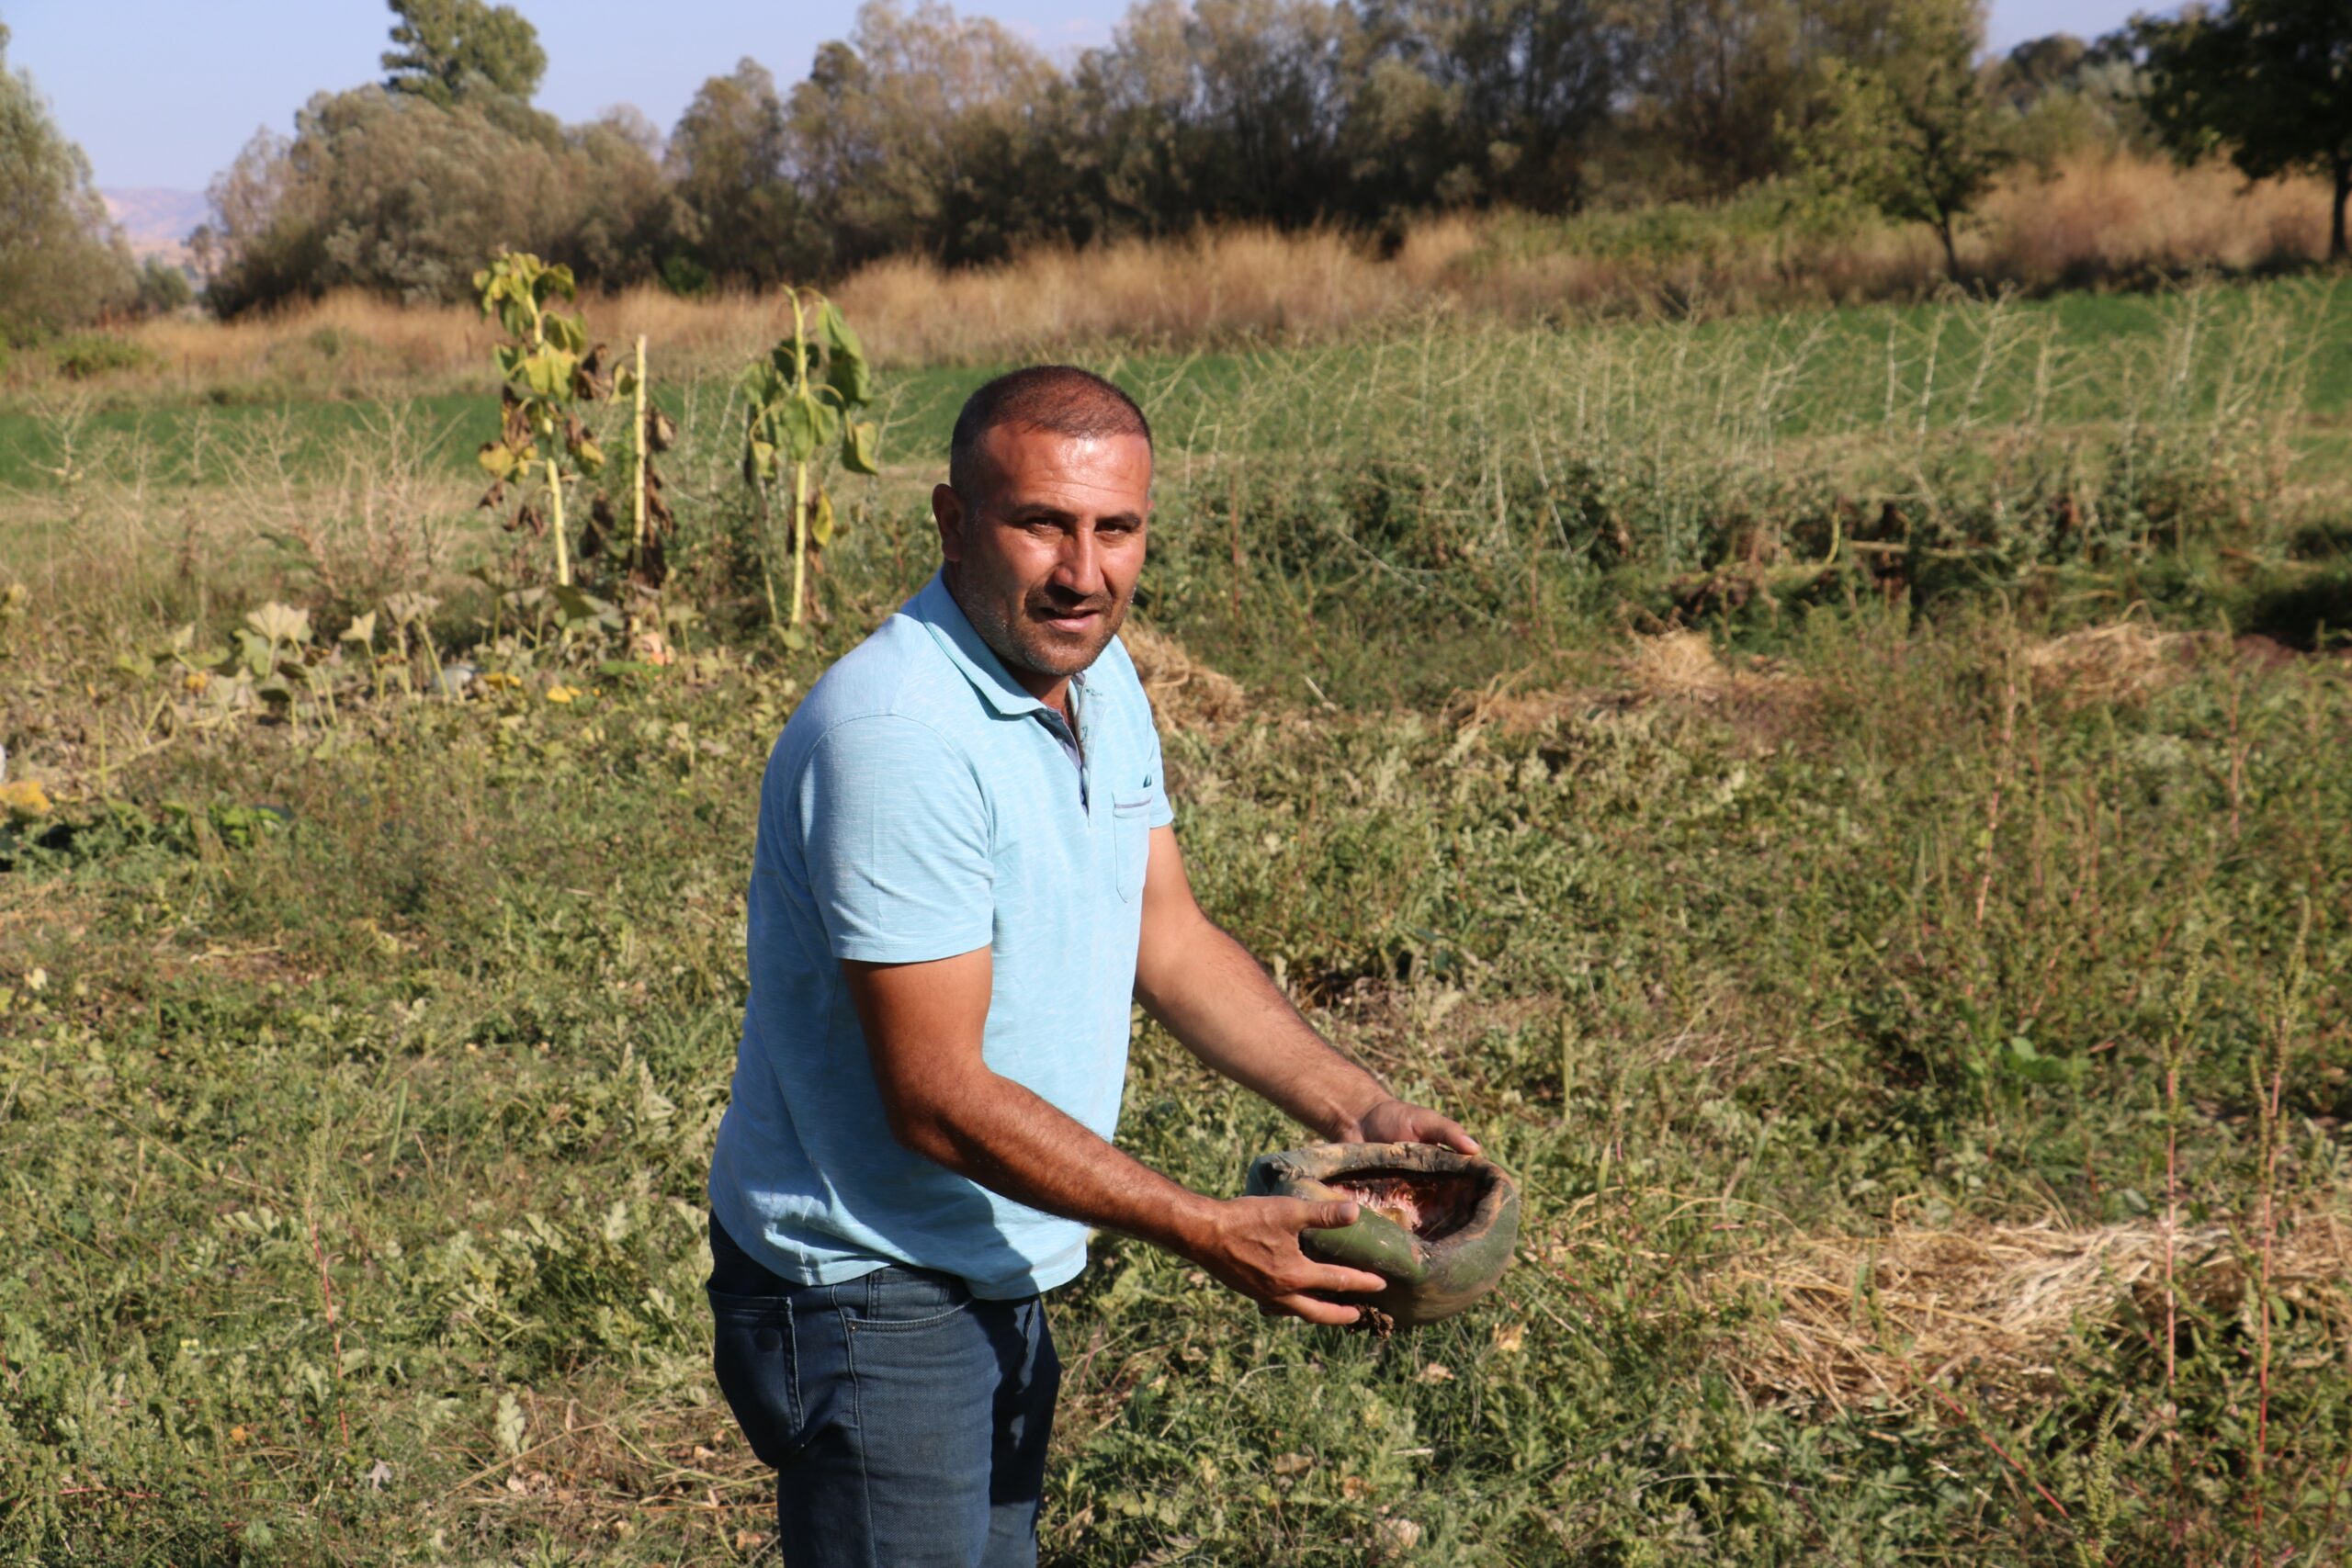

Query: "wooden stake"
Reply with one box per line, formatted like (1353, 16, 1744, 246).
(632, 334, 649, 566)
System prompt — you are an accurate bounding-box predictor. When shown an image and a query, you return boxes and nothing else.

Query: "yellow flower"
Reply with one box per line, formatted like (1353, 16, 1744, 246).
(1, 779, 51, 822)
(546, 684, 579, 705)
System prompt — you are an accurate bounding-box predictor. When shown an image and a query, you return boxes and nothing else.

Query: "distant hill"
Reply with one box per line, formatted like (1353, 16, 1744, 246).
(100, 187, 209, 267)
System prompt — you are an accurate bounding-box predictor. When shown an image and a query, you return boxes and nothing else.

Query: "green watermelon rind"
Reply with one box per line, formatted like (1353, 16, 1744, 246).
(1244, 1141, 1519, 1325)
(1300, 1212, 1430, 1284)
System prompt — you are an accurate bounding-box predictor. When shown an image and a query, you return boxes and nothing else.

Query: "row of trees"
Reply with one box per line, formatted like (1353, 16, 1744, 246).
(193, 0, 2121, 309)
(0, 0, 2345, 332)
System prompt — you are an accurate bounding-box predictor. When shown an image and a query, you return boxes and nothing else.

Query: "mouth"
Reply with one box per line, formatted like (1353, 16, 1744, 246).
(1032, 602, 1109, 637)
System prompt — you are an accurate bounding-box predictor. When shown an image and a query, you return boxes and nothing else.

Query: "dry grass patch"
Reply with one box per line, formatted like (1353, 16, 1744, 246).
(1125, 621, 1247, 730)
(1721, 1207, 2352, 1414)
(2023, 619, 2204, 708)
(1980, 152, 2327, 282)
(1454, 631, 1814, 743)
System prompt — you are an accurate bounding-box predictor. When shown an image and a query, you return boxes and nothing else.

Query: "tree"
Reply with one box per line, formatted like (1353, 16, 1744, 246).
(197, 88, 673, 314)
(786, 2, 1069, 266)
(134, 256, 194, 315)
(2138, 0, 2352, 262)
(1787, 0, 2010, 278)
(1990, 32, 2089, 111)
(382, 0, 547, 107)
(1626, 0, 1812, 198)
(1358, 0, 1633, 211)
(1077, 0, 1360, 231)
(668, 61, 829, 287)
(565, 107, 689, 285)
(1181, 0, 1359, 222)
(0, 23, 134, 336)
(1985, 31, 2150, 172)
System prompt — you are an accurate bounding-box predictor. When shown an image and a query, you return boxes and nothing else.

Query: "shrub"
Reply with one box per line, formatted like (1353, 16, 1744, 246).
(133, 257, 195, 317)
(49, 333, 153, 379)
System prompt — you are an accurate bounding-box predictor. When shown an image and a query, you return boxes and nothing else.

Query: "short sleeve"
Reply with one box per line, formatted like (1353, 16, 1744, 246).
(793, 716, 993, 964)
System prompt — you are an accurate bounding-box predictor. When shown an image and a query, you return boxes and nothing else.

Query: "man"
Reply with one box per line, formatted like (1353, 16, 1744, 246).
(707, 365, 1477, 1567)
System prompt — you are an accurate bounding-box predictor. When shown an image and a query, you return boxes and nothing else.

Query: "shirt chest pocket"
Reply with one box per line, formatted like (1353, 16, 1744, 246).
(1110, 792, 1154, 903)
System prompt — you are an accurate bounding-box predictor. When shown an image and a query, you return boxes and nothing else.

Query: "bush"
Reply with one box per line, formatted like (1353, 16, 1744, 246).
(49, 333, 152, 379)
(659, 253, 716, 298)
(133, 257, 194, 316)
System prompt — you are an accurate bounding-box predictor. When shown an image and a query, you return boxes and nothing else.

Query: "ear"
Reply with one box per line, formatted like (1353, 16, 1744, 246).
(932, 483, 966, 564)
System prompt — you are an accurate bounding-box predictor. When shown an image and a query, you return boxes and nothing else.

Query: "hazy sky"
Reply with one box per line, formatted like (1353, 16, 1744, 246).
(12, 0, 2155, 194)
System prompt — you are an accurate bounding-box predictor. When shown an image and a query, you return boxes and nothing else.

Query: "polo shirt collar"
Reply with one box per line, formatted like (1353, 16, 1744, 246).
(910, 570, 1082, 719)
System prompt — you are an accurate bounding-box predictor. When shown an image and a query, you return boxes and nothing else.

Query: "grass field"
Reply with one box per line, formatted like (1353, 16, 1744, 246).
(8, 279, 2352, 485)
(3, 276, 2349, 1564)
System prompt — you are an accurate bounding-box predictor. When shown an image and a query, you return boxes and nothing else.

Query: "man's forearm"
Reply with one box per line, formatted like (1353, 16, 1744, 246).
(890, 1063, 1218, 1258)
(1136, 914, 1386, 1138)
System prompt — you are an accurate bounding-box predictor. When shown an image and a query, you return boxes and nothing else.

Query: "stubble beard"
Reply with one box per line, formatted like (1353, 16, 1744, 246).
(947, 563, 1131, 682)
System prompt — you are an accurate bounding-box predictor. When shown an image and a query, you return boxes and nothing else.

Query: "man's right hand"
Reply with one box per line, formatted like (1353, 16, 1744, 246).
(1177, 1196, 1393, 1325)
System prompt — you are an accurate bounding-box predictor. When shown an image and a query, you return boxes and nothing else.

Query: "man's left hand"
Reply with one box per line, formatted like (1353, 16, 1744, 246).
(1336, 1096, 1480, 1156)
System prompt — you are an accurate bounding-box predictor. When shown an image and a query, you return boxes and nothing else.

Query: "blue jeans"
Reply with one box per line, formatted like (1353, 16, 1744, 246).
(707, 1213, 1062, 1568)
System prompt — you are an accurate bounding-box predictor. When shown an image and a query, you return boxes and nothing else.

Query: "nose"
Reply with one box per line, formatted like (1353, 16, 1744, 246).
(1051, 523, 1105, 600)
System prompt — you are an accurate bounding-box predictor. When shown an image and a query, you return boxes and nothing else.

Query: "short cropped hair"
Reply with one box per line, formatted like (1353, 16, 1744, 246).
(947, 365, 1152, 501)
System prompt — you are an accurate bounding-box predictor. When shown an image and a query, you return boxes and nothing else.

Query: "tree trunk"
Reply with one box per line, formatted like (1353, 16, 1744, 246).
(1937, 213, 1961, 281)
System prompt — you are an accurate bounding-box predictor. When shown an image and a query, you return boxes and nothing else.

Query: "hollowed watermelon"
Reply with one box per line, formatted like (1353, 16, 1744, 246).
(1245, 1142, 1520, 1325)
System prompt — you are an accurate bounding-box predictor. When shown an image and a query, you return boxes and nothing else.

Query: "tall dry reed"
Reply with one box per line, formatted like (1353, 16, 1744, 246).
(21, 153, 2338, 398)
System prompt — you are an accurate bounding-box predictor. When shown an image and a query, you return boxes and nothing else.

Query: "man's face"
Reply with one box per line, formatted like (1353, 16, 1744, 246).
(933, 424, 1151, 694)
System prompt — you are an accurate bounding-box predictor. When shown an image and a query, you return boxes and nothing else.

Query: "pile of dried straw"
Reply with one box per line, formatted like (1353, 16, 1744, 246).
(1724, 1211, 2352, 1413)
(1123, 622, 1247, 729)
(2022, 620, 2200, 707)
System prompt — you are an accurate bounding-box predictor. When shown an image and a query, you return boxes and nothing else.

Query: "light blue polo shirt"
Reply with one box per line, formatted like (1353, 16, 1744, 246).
(708, 570, 1173, 1299)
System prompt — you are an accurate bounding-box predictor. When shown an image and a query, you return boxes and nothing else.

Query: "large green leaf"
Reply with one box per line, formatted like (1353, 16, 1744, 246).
(821, 302, 873, 405)
(741, 359, 791, 412)
(521, 347, 573, 400)
(842, 420, 881, 476)
(776, 396, 823, 463)
(551, 584, 618, 628)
